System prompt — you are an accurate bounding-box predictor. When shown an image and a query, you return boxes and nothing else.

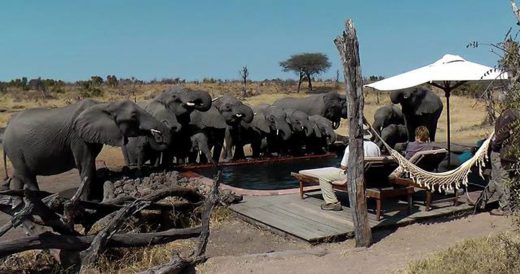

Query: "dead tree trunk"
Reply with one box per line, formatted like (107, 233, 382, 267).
(334, 19, 372, 247)
(297, 70, 304, 93)
(305, 72, 313, 91)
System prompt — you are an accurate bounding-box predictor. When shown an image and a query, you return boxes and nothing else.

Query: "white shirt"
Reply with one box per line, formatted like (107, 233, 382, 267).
(340, 140, 381, 167)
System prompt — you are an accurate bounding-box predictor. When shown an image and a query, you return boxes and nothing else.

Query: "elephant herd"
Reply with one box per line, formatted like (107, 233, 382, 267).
(2, 88, 347, 200)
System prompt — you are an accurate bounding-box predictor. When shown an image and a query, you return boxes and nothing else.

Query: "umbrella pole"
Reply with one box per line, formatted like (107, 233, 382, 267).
(445, 88, 451, 167)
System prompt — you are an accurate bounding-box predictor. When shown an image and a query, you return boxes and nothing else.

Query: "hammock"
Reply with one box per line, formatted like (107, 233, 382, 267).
(365, 121, 493, 192)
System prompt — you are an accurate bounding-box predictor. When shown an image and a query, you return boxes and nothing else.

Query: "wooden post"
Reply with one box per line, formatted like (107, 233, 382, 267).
(334, 19, 372, 247)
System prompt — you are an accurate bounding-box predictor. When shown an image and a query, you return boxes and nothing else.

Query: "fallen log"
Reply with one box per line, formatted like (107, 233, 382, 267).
(0, 227, 202, 258)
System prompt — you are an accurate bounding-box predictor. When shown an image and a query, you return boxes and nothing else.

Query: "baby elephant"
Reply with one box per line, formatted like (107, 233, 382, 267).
(378, 124, 408, 153)
(188, 132, 215, 164)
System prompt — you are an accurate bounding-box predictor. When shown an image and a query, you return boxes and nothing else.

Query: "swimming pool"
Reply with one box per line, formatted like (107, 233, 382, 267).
(195, 155, 341, 190)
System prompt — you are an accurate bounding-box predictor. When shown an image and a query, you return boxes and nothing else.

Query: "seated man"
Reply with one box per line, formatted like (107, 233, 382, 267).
(405, 126, 433, 159)
(319, 125, 381, 211)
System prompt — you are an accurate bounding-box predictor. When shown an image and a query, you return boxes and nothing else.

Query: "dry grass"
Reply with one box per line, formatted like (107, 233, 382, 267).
(403, 231, 520, 274)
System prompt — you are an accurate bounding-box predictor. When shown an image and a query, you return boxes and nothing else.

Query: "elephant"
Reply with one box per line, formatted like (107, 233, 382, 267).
(279, 109, 314, 155)
(212, 95, 254, 161)
(187, 95, 253, 163)
(2, 99, 170, 200)
(307, 115, 337, 154)
(372, 105, 404, 136)
(241, 104, 292, 158)
(272, 91, 347, 129)
(122, 102, 182, 169)
(390, 87, 443, 142)
(378, 124, 408, 154)
(187, 132, 214, 164)
(149, 87, 212, 125)
(145, 87, 212, 166)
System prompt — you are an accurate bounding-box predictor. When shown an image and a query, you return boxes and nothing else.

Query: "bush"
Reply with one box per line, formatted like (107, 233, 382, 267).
(405, 232, 520, 274)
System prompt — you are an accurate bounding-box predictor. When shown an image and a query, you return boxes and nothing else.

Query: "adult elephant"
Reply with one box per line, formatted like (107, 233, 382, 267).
(3, 99, 170, 200)
(372, 105, 404, 136)
(122, 103, 182, 169)
(378, 124, 408, 154)
(189, 95, 254, 162)
(273, 91, 347, 129)
(308, 115, 337, 154)
(390, 87, 443, 141)
(280, 109, 313, 155)
(213, 95, 254, 161)
(241, 104, 292, 158)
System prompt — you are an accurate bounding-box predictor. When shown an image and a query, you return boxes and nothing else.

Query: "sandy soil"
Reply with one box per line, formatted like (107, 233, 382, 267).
(200, 213, 511, 274)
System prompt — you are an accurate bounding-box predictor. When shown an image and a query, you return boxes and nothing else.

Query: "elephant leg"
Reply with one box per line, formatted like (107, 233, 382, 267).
(429, 118, 438, 142)
(72, 143, 99, 201)
(121, 145, 130, 166)
(405, 119, 416, 142)
(161, 150, 174, 168)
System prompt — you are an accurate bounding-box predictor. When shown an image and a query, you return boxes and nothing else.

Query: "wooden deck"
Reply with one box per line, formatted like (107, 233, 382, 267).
(230, 190, 479, 243)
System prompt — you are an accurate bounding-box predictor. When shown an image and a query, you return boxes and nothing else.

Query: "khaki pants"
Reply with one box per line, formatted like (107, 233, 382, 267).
(484, 152, 511, 210)
(318, 168, 347, 204)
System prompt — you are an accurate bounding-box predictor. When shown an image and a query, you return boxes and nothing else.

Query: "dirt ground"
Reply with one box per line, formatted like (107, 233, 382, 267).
(0, 167, 512, 274)
(201, 213, 511, 274)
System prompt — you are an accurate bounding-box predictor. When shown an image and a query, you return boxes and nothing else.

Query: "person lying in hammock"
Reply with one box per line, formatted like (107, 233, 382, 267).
(405, 126, 433, 159)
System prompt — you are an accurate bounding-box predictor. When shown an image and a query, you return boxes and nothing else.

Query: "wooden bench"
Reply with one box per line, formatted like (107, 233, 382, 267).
(291, 157, 414, 221)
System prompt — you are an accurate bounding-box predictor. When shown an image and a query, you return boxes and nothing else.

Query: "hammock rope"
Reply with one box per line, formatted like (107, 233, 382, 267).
(364, 119, 493, 192)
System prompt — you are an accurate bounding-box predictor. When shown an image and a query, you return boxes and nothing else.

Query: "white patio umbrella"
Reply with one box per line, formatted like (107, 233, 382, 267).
(365, 54, 507, 160)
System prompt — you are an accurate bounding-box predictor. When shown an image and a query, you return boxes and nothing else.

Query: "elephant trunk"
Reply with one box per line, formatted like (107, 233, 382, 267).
(304, 121, 313, 137)
(331, 119, 340, 129)
(235, 104, 254, 124)
(326, 128, 337, 145)
(187, 90, 212, 112)
(390, 90, 402, 104)
(274, 119, 292, 141)
(138, 111, 172, 146)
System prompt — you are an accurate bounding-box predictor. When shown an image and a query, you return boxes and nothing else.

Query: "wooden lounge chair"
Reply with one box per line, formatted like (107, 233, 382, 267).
(389, 149, 458, 211)
(291, 156, 414, 221)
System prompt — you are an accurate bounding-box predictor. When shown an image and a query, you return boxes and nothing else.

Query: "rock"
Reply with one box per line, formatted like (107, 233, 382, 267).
(122, 183, 135, 193)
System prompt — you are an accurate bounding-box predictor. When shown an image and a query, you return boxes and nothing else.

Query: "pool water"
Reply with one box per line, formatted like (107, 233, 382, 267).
(196, 156, 341, 190)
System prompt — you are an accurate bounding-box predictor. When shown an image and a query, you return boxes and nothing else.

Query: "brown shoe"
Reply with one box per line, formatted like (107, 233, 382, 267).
(321, 202, 342, 211)
(490, 208, 508, 216)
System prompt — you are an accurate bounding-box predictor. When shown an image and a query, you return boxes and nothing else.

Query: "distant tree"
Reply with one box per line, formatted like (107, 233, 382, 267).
(239, 66, 249, 97)
(106, 75, 119, 88)
(90, 76, 103, 86)
(279, 52, 331, 92)
(29, 77, 48, 98)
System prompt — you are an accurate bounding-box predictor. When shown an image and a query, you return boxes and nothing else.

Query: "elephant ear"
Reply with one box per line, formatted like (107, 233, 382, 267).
(190, 107, 228, 129)
(250, 112, 270, 134)
(74, 103, 123, 146)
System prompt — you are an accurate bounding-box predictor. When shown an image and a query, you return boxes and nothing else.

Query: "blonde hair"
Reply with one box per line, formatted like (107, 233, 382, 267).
(415, 126, 430, 142)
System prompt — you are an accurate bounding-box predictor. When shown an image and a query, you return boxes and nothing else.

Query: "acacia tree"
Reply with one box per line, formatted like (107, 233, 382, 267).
(280, 52, 331, 92)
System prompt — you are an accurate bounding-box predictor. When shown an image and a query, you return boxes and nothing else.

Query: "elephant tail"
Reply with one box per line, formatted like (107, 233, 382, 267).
(2, 148, 7, 180)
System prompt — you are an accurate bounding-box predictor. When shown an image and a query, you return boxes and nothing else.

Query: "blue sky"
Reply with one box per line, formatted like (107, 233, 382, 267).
(0, 1, 514, 81)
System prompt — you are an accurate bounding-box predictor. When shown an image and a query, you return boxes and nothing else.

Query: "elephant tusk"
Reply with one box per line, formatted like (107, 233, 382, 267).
(276, 129, 280, 136)
(150, 129, 161, 135)
(235, 113, 243, 117)
(186, 102, 196, 106)
(199, 150, 202, 156)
